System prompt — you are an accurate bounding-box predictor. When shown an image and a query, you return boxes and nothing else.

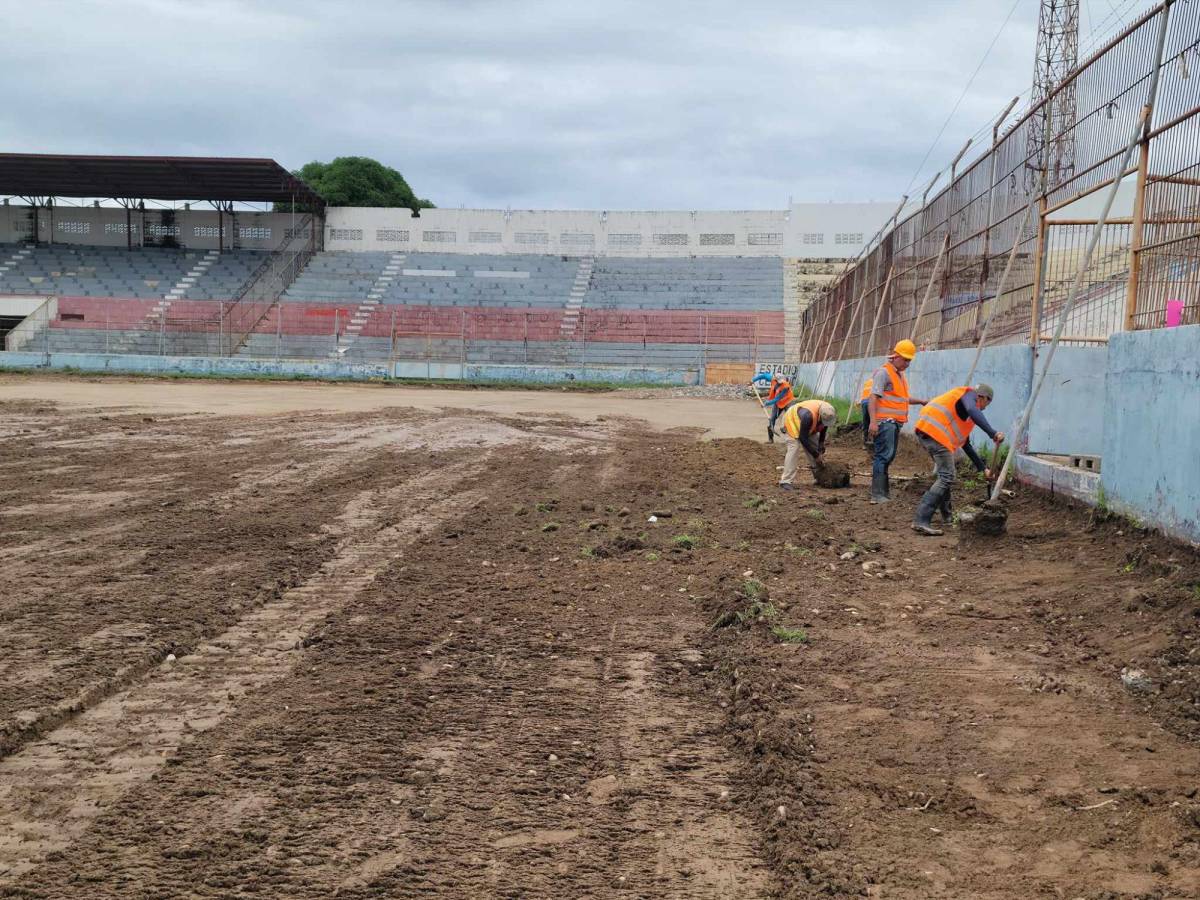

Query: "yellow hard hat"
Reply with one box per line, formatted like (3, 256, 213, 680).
(893, 339, 917, 360)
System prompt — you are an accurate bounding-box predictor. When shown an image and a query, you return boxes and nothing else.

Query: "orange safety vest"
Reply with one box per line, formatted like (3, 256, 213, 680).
(767, 377, 794, 410)
(859, 377, 873, 402)
(874, 362, 910, 423)
(782, 399, 826, 441)
(915, 386, 975, 451)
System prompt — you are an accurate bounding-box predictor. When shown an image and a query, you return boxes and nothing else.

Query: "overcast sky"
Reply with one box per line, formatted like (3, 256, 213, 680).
(2, 0, 1138, 210)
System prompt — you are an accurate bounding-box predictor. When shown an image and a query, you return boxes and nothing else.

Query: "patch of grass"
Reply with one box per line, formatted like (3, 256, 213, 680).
(741, 578, 769, 601)
(686, 517, 707, 532)
(644, 551, 660, 561)
(541, 522, 560, 533)
(1191, 583, 1200, 601)
(743, 495, 768, 511)
(672, 534, 700, 550)
(580, 546, 595, 558)
(771, 625, 809, 644)
(1121, 560, 1136, 574)
(790, 384, 863, 425)
(784, 542, 812, 557)
(804, 508, 825, 520)
(535, 500, 557, 513)
(736, 540, 751, 552)
(736, 599, 778, 625)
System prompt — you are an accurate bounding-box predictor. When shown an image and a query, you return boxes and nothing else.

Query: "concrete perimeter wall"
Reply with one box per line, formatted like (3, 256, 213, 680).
(777, 329, 1200, 546)
(0, 350, 696, 386)
(1102, 325, 1200, 545)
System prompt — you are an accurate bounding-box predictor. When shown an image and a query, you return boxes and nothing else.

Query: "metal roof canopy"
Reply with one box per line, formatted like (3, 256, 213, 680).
(0, 153, 323, 208)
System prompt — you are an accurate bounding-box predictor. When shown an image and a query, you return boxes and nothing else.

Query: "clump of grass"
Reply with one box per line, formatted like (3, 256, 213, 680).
(1121, 561, 1136, 574)
(744, 495, 768, 511)
(741, 578, 768, 601)
(784, 542, 812, 557)
(804, 508, 825, 520)
(580, 546, 595, 558)
(535, 500, 557, 513)
(673, 534, 700, 550)
(736, 540, 751, 552)
(686, 517, 707, 532)
(644, 551, 660, 561)
(737, 599, 778, 625)
(771, 625, 808, 644)
(541, 522, 559, 533)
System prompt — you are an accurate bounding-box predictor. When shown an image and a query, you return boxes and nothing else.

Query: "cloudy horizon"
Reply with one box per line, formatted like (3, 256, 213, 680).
(2, 0, 1140, 210)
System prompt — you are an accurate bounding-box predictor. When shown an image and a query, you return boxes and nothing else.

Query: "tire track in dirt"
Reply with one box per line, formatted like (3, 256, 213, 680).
(0, 465, 482, 883)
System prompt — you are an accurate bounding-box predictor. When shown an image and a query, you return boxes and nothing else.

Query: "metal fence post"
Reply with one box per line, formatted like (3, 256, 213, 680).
(276, 304, 282, 360)
(334, 308, 339, 356)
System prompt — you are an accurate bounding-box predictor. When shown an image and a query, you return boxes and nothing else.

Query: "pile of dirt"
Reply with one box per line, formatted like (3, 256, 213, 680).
(812, 461, 851, 488)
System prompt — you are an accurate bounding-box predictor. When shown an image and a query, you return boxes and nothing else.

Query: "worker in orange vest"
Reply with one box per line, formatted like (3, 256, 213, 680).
(774, 398, 835, 491)
(752, 370, 795, 443)
(911, 383, 1005, 536)
(858, 377, 873, 449)
(867, 340, 929, 504)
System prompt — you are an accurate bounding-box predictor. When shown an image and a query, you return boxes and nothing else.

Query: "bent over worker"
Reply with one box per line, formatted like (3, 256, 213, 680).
(775, 398, 835, 491)
(752, 370, 795, 443)
(911, 383, 1005, 536)
(867, 340, 928, 503)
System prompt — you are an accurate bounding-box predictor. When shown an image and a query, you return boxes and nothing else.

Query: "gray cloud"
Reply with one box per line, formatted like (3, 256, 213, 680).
(2, 0, 1051, 208)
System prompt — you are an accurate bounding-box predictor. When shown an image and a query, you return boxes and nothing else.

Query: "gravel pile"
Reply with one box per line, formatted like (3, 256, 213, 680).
(618, 384, 758, 400)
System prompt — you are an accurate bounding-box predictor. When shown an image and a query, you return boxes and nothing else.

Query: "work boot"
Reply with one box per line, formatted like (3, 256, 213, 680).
(869, 471, 890, 504)
(939, 497, 954, 524)
(912, 523, 944, 536)
(778, 483, 794, 491)
(767, 425, 774, 444)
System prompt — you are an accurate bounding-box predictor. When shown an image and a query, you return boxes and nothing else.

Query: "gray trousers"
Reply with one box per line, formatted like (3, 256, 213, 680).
(914, 432, 956, 525)
(775, 426, 816, 485)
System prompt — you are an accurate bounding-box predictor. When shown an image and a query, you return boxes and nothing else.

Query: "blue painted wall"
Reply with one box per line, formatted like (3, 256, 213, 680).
(1102, 324, 1200, 545)
(0, 351, 697, 387)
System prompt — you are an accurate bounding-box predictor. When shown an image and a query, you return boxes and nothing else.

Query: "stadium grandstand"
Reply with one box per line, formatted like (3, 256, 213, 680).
(0, 153, 892, 379)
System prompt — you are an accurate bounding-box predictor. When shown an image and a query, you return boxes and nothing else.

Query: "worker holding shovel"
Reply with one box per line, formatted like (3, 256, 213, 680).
(775, 399, 836, 492)
(751, 369, 795, 443)
(910, 383, 1005, 536)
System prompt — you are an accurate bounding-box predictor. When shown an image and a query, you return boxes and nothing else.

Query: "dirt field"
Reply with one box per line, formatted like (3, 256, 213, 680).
(0, 375, 1198, 898)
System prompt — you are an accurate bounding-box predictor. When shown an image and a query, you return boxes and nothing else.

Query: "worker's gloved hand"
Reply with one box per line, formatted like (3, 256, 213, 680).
(993, 431, 1005, 444)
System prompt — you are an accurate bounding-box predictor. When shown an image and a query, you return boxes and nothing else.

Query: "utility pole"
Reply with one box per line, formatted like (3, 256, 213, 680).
(1027, 0, 1080, 191)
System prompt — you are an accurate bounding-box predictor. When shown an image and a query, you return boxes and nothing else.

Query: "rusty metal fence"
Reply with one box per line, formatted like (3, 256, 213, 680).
(799, 0, 1200, 362)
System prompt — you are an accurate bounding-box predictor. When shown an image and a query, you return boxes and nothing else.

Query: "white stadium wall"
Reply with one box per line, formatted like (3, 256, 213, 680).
(325, 202, 896, 259)
(0, 201, 898, 260)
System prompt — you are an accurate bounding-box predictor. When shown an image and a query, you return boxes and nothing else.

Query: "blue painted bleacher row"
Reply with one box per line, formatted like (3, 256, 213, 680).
(0, 243, 265, 300)
(588, 257, 784, 311)
(282, 252, 578, 308)
(281, 252, 785, 312)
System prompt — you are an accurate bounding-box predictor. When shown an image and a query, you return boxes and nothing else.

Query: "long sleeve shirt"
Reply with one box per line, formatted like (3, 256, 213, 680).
(956, 389, 998, 471)
(797, 409, 827, 458)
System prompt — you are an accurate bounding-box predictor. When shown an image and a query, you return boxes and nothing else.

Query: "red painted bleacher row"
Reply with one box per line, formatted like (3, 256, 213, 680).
(49, 298, 784, 346)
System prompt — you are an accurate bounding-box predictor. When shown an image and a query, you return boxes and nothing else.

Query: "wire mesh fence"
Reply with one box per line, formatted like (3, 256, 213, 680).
(799, 0, 1200, 361)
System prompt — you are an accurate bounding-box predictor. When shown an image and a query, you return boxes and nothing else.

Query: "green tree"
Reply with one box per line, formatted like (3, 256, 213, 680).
(276, 157, 434, 212)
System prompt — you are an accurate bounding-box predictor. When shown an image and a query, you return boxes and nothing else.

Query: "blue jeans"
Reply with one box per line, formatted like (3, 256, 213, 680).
(871, 419, 900, 497)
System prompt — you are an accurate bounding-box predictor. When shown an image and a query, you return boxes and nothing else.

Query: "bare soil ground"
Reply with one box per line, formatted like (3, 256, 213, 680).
(0, 376, 1197, 898)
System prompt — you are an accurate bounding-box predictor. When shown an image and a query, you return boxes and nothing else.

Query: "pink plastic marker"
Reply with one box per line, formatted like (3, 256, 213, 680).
(1165, 299, 1183, 327)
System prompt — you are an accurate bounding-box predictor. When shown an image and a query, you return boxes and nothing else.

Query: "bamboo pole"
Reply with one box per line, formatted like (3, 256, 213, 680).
(992, 2, 1172, 501)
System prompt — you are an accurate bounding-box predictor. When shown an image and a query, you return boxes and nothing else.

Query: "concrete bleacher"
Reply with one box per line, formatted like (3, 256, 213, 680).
(282, 251, 580, 309)
(0, 243, 264, 300)
(588, 257, 784, 311)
